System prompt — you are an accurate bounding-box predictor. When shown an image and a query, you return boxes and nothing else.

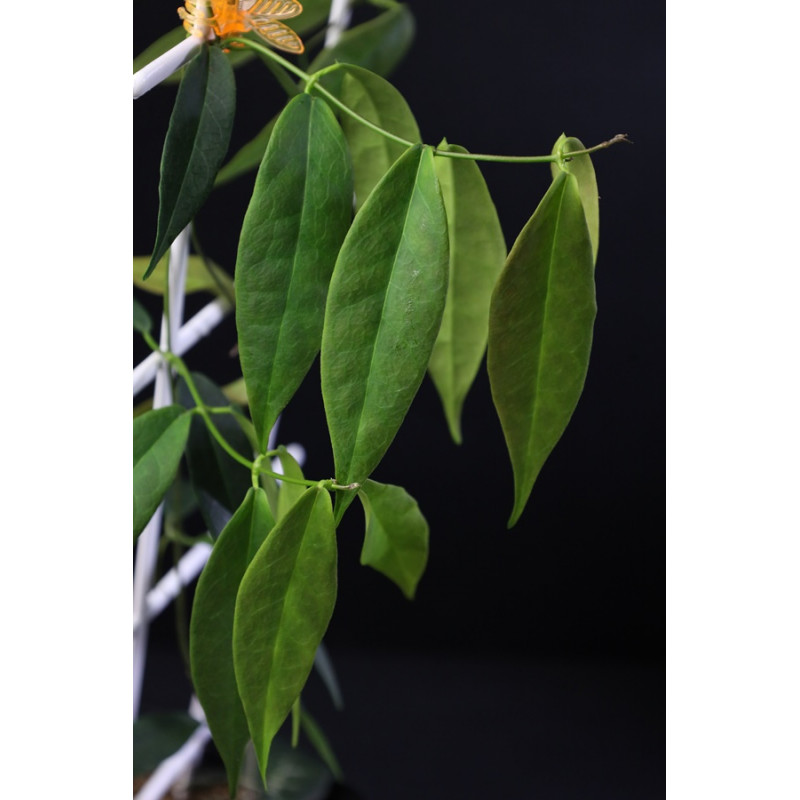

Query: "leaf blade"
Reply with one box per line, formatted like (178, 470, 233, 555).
(146, 45, 236, 279)
(320, 144, 449, 492)
(235, 93, 353, 452)
(551, 135, 600, 264)
(189, 488, 275, 795)
(133, 405, 192, 539)
(487, 171, 596, 527)
(322, 64, 420, 210)
(429, 142, 507, 443)
(358, 480, 429, 599)
(233, 487, 338, 784)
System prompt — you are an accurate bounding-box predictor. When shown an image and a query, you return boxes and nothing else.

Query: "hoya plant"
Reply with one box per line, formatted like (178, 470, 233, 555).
(133, 0, 627, 796)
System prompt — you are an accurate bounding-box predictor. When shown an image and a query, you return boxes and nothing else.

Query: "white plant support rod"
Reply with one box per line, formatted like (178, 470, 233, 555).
(325, 0, 352, 47)
(133, 542, 213, 634)
(133, 226, 191, 719)
(134, 35, 204, 99)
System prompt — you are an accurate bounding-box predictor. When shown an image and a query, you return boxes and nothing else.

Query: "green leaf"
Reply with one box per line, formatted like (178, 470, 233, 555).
(235, 93, 353, 452)
(321, 64, 420, 210)
(133, 298, 152, 334)
(215, 116, 277, 188)
(134, 255, 234, 299)
(133, 712, 200, 776)
(133, 405, 192, 539)
(233, 487, 337, 785)
(308, 4, 415, 78)
(275, 446, 307, 520)
(551, 135, 600, 264)
(429, 142, 507, 443)
(358, 480, 429, 599)
(145, 45, 236, 280)
(177, 374, 253, 538)
(189, 488, 275, 796)
(321, 145, 449, 504)
(487, 171, 596, 528)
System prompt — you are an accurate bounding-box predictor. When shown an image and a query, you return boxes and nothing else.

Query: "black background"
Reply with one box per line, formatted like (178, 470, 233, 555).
(134, 1, 664, 796)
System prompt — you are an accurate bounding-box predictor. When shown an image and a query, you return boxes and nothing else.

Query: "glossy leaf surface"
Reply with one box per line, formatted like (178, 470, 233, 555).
(551, 135, 600, 264)
(488, 171, 595, 527)
(233, 487, 337, 784)
(146, 45, 236, 279)
(133, 405, 192, 539)
(178, 374, 253, 538)
(236, 93, 353, 453)
(358, 480, 429, 599)
(134, 254, 234, 299)
(429, 142, 507, 443)
(323, 64, 420, 210)
(308, 4, 415, 78)
(189, 488, 275, 795)
(321, 145, 449, 495)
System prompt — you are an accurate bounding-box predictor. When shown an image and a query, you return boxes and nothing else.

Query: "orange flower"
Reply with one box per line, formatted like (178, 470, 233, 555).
(178, 0, 305, 54)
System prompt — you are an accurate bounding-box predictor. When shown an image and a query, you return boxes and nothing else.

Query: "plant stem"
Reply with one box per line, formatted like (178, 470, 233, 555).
(223, 38, 627, 165)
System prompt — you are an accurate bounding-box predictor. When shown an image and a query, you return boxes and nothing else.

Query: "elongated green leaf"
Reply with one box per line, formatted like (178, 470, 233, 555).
(322, 64, 420, 210)
(358, 480, 429, 599)
(215, 117, 277, 188)
(189, 488, 275, 796)
(134, 255, 234, 299)
(233, 487, 337, 785)
(321, 145, 449, 502)
(488, 171, 595, 528)
(133, 405, 192, 539)
(551, 135, 599, 264)
(145, 45, 236, 280)
(308, 4, 415, 78)
(275, 446, 307, 520)
(133, 298, 152, 334)
(177, 374, 253, 538)
(429, 141, 507, 443)
(236, 93, 353, 452)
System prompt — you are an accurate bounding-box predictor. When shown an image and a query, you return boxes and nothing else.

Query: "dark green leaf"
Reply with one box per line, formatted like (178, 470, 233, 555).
(358, 480, 429, 599)
(256, 737, 335, 799)
(236, 93, 353, 452)
(178, 374, 253, 538)
(321, 145, 449, 504)
(190, 488, 275, 796)
(308, 4, 415, 78)
(233, 487, 337, 785)
(133, 405, 192, 539)
(487, 171, 595, 528)
(551, 135, 600, 264)
(321, 64, 420, 210)
(134, 254, 234, 299)
(275, 446, 307, 520)
(133, 298, 152, 334)
(146, 45, 236, 279)
(133, 712, 200, 776)
(429, 142, 507, 443)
